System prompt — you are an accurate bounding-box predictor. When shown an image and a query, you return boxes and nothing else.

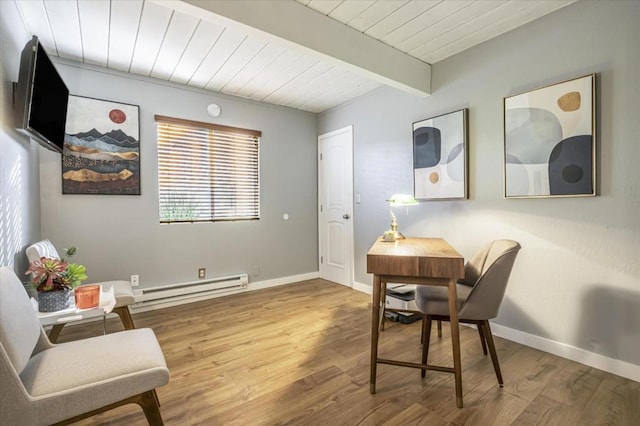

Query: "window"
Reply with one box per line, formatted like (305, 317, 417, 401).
(155, 115, 260, 223)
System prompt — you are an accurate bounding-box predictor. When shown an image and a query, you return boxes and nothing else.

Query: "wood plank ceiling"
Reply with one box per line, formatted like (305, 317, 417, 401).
(13, 0, 576, 113)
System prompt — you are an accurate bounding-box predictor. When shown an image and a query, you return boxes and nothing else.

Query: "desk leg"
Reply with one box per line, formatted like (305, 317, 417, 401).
(448, 278, 463, 408)
(380, 280, 387, 332)
(370, 274, 381, 394)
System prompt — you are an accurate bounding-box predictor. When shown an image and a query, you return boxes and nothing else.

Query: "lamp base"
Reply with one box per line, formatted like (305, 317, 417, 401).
(386, 217, 405, 240)
(392, 230, 405, 239)
(383, 229, 405, 242)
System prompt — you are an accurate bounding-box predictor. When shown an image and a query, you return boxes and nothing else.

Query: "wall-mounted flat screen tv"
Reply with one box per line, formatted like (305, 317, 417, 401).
(15, 36, 69, 153)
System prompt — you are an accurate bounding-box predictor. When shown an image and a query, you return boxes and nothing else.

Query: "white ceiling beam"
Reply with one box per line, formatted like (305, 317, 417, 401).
(155, 0, 431, 96)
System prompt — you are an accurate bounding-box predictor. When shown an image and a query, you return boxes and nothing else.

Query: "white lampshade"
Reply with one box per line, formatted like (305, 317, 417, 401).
(388, 194, 419, 207)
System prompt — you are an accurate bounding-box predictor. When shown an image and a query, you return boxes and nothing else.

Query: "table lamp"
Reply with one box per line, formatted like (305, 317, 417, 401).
(386, 194, 418, 240)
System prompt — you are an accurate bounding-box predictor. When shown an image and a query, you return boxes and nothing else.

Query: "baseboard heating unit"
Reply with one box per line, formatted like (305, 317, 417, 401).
(132, 273, 248, 312)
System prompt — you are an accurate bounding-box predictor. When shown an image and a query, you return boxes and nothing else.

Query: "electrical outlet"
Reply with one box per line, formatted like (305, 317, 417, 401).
(198, 268, 206, 279)
(130, 274, 139, 287)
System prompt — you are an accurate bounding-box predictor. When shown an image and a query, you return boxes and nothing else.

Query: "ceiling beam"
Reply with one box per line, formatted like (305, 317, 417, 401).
(157, 0, 431, 97)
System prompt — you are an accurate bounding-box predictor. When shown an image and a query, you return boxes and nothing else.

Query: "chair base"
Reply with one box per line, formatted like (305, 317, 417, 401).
(422, 315, 503, 386)
(52, 390, 163, 426)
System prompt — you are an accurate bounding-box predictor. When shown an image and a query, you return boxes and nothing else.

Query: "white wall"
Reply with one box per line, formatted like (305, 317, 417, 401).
(0, 1, 41, 274)
(319, 0, 639, 374)
(38, 62, 319, 288)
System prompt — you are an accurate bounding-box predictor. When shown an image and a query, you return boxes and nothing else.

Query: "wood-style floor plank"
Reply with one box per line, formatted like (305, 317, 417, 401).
(53, 279, 639, 426)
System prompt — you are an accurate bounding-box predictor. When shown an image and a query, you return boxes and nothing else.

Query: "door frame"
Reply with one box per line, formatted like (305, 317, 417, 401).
(318, 125, 354, 287)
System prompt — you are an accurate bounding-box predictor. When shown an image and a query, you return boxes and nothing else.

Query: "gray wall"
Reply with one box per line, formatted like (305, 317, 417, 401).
(319, 0, 640, 366)
(38, 63, 318, 287)
(0, 1, 41, 274)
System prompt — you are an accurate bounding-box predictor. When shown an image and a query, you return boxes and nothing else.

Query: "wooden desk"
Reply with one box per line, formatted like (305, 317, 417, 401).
(367, 237, 465, 407)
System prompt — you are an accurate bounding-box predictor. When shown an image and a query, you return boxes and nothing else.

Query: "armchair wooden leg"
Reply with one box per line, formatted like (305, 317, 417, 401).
(421, 315, 432, 378)
(437, 319, 442, 337)
(152, 389, 161, 407)
(48, 323, 66, 343)
(138, 390, 165, 425)
(477, 322, 488, 355)
(482, 320, 503, 386)
(52, 390, 164, 426)
(114, 306, 136, 330)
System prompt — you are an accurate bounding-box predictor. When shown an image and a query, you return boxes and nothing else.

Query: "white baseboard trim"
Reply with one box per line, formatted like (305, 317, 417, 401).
(489, 322, 640, 382)
(352, 281, 638, 382)
(248, 271, 320, 291)
(353, 281, 372, 295)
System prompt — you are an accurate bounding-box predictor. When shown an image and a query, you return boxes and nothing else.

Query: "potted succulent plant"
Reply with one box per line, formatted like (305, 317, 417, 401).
(25, 247, 87, 312)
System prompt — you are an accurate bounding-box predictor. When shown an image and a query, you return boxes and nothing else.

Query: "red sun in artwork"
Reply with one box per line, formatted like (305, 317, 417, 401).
(109, 109, 126, 124)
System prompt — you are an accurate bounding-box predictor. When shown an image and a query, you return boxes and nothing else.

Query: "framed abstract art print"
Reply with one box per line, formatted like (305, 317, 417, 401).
(503, 74, 595, 198)
(413, 109, 468, 200)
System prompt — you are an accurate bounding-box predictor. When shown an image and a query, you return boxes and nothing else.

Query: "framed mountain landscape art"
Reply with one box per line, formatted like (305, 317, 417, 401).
(62, 96, 140, 195)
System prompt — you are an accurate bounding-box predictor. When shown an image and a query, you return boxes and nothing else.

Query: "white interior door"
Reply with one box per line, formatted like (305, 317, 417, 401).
(318, 126, 353, 287)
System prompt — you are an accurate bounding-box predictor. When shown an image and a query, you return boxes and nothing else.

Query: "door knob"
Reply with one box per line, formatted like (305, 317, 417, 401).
(343, 214, 351, 219)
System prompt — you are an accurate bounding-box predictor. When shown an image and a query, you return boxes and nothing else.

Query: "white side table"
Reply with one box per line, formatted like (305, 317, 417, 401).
(34, 286, 116, 341)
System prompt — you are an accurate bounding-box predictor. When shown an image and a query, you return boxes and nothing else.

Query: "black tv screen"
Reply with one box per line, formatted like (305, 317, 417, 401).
(16, 36, 69, 153)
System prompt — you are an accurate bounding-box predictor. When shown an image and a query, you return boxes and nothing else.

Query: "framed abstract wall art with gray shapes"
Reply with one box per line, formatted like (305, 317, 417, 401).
(504, 74, 595, 198)
(413, 109, 468, 200)
(62, 95, 140, 195)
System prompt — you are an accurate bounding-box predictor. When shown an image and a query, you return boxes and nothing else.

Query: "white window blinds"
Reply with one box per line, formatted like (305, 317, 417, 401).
(155, 115, 260, 223)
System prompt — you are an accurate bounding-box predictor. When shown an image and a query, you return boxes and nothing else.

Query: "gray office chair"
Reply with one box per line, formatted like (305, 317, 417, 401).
(26, 240, 136, 342)
(416, 239, 521, 386)
(0, 266, 169, 425)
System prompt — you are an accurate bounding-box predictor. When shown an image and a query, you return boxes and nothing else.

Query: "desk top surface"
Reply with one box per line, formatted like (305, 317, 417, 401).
(367, 237, 464, 279)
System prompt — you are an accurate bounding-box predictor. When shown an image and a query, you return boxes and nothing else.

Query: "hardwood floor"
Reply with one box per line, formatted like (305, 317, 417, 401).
(57, 279, 639, 425)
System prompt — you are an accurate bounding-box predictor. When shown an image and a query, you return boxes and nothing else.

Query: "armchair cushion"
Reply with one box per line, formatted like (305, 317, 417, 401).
(20, 329, 168, 398)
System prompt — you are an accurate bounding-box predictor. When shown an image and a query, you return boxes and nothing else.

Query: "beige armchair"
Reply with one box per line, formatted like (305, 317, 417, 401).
(0, 266, 169, 425)
(416, 239, 521, 386)
(26, 239, 136, 342)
